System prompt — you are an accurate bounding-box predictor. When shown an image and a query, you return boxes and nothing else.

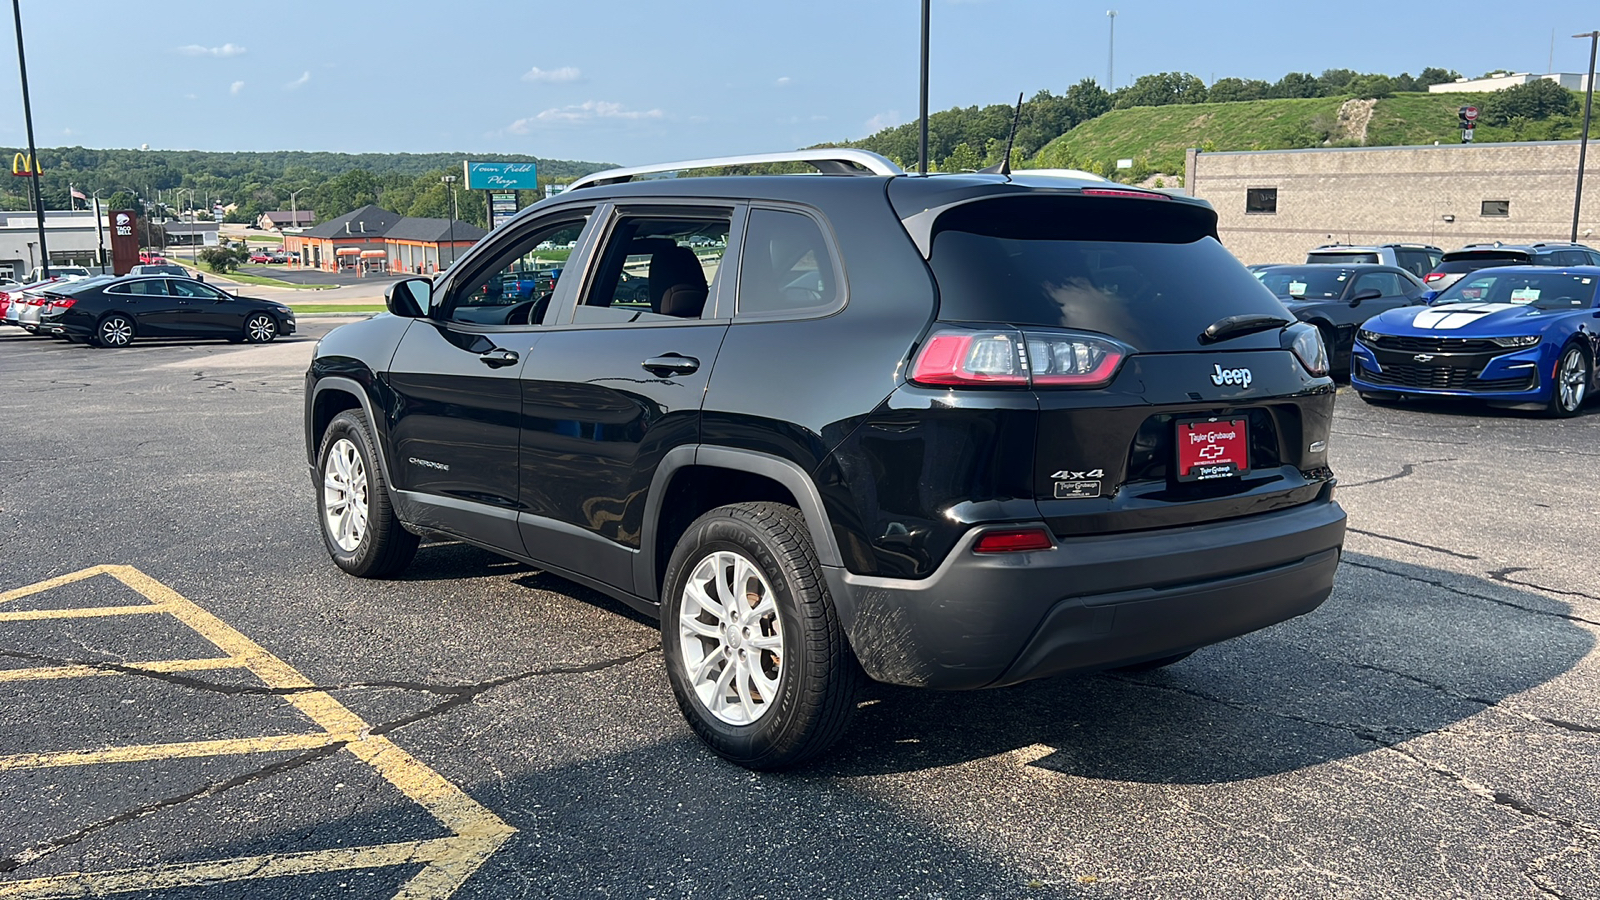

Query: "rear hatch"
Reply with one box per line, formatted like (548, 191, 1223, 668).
(915, 191, 1335, 538)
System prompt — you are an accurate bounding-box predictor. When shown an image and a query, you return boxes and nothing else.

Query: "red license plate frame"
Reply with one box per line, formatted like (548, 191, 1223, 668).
(1175, 417, 1250, 482)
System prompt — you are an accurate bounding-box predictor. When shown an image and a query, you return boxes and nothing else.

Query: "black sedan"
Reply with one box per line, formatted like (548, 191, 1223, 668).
(37, 275, 296, 347)
(1253, 264, 1430, 374)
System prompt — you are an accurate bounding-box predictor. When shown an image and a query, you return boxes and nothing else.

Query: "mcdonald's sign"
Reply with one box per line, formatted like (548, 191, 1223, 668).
(11, 152, 39, 177)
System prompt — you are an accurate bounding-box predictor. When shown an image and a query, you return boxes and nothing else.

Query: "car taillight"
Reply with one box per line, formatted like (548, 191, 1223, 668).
(50, 298, 75, 310)
(1424, 273, 1445, 282)
(973, 527, 1054, 553)
(1079, 188, 1169, 200)
(910, 327, 1130, 389)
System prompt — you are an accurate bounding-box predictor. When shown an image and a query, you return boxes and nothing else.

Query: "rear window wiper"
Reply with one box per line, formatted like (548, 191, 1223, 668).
(1198, 313, 1294, 345)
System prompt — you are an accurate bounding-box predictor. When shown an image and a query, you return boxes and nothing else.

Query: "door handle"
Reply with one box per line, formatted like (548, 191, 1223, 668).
(479, 348, 519, 368)
(642, 354, 699, 377)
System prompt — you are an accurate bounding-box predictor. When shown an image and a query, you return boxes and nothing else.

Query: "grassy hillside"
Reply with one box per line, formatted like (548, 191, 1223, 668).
(1029, 91, 1585, 182)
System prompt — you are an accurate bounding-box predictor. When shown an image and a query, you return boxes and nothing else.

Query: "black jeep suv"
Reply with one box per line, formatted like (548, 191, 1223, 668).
(304, 150, 1346, 770)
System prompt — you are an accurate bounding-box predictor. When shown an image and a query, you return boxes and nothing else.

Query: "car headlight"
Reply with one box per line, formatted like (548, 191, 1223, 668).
(1287, 323, 1328, 377)
(1357, 328, 1383, 345)
(1490, 335, 1539, 348)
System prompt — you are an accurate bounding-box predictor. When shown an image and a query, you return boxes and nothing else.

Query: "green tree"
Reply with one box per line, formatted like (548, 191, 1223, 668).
(941, 142, 984, 172)
(1482, 79, 1580, 126)
(1267, 72, 1321, 99)
(1207, 77, 1269, 103)
(1317, 69, 1358, 94)
(1417, 67, 1462, 88)
(198, 245, 248, 274)
(1063, 78, 1113, 123)
(1346, 73, 1397, 99)
(1114, 72, 1207, 108)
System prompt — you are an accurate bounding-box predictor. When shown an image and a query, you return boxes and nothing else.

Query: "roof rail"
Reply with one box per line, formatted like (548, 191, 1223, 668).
(567, 149, 904, 191)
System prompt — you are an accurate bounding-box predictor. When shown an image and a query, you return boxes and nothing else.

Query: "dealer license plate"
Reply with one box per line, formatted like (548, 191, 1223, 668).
(1176, 418, 1250, 482)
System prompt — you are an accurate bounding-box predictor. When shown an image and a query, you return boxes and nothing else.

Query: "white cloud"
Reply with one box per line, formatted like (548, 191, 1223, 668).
(230, 81, 245, 96)
(178, 43, 246, 57)
(530, 101, 663, 123)
(285, 71, 311, 90)
(776, 76, 792, 87)
(522, 66, 582, 84)
(865, 110, 902, 132)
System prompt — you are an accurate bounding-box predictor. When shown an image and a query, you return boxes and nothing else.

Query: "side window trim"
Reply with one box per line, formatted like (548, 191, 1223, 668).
(732, 201, 850, 322)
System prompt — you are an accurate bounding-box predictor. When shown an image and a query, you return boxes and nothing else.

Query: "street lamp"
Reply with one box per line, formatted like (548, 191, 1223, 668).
(1573, 30, 1598, 243)
(440, 174, 458, 271)
(173, 187, 196, 266)
(1107, 10, 1118, 91)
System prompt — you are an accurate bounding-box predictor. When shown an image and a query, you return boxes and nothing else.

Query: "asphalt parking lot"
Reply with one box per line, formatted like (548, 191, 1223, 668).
(2, 320, 1598, 899)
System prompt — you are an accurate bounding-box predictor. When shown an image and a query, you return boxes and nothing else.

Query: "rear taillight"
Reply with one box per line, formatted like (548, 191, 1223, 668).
(973, 527, 1054, 553)
(911, 327, 1131, 389)
(50, 298, 75, 310)
(1424, 272, 1445, 283)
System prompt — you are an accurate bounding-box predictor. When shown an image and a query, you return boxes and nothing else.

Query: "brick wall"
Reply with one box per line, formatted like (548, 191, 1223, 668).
(1188, 141, 1600, 265)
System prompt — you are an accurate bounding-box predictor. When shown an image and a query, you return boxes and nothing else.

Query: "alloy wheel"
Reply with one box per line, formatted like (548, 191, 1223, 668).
(99, 317, 133, 347)
(1559, 347, 1589, 413)
(322, 438, 369, 552)
(246, 314, 276, 342)
(677, 550, 785, 726)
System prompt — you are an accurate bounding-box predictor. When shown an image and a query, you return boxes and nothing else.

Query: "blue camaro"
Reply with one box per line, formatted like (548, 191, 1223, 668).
(1351, 266, 1600, 417)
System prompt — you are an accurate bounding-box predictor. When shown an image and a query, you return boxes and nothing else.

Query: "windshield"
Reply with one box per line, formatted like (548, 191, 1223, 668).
(1256, 267, 1353, 300)
(1433, 271, 1599, 310)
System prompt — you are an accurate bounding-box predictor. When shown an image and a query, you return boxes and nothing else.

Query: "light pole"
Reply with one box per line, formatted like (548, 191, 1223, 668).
(440, 174, 458, 271)
(287, 188, 304, 228)
(11, 0, 49, 279)
(1106, 11, 1118, 90)
(918, 0, 929, 175)
(173, 187, 196, 266)
(1573, 30, 1598, 243)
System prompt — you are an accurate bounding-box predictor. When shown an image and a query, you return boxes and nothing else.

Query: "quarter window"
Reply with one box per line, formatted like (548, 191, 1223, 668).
(576, 213, 731, 324)
(1246, 188, 1277, 214)
(737, 209, 839, 315)
(1481, 200, 1510, 217)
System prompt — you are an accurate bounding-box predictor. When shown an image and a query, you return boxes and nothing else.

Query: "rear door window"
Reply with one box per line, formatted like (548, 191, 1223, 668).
(736, 207, 840, 317)
(927, 196, 1289, 350)
(1394, 250, 1434, 278)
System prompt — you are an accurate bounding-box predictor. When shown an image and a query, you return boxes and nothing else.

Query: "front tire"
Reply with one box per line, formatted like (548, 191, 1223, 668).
(95, 314, 135, 348)
(244, 313, 278, 343)
(661, 502, 860, 770)
(316, 410, 417, 577)
(1547, 343, 1590, 418)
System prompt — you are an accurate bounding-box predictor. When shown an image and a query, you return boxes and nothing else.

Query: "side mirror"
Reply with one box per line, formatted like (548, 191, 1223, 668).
(386, 277, 433, 318)
(1350, 287, 1382, 306)
(1420, 290, 1439, 304)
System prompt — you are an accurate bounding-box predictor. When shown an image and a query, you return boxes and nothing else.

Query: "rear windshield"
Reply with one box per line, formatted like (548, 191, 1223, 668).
(1306, 251, 1378, 264)
(928, 196, 1288, 349)
(1433, 257, 1526, 274)
(1256, 267, 1353, 300)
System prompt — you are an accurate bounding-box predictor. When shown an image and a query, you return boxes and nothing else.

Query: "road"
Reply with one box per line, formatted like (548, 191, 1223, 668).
(1, 321, 1597, 899)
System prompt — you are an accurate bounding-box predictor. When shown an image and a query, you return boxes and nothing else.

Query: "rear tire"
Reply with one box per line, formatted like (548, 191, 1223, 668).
(315, 410, 417, 577)
(1546, 343, 1590, 418)
(94, 314, 135, 348)
(661, 502, 860, 770)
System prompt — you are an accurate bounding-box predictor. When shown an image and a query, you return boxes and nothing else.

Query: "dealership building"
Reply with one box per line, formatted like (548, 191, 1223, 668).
(1184, 139, 1600, 265)
(283, 204, 487, 275)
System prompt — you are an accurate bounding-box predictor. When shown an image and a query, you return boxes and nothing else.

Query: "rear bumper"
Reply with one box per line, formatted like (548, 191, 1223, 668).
(823, 492, 1346, 689)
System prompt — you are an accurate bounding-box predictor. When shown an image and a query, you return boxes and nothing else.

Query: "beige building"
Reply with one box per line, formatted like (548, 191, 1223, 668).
(1184, 140, 1600, 265)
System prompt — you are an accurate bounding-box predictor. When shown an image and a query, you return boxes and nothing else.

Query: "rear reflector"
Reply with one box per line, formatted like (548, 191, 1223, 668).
(973, 528, 1054, 554)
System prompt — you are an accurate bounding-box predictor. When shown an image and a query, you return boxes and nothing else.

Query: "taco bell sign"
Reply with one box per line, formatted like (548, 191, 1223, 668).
(110, 210, 140, 275)
(464, 161, 539, 191)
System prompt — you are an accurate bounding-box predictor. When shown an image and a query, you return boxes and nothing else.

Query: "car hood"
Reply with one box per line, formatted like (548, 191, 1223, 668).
(1367, 302, 1560, 335)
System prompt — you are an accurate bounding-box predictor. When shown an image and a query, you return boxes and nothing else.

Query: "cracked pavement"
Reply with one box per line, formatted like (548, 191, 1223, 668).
(3, 321, 1599, 899)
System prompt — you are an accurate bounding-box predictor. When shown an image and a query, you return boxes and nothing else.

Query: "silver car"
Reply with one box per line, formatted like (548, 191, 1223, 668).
(3, 279, 61, 331)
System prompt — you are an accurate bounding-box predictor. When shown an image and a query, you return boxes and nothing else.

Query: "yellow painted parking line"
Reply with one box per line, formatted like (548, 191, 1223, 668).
(0, 605, 166, 623)
(0, 837, 478, 899)
(0, 657, 243, 683)
(0, 565, 517, 899)
(0, 732, 358, 771)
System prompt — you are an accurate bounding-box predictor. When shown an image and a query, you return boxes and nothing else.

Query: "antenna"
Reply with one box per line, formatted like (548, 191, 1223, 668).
(980, 93, 1025, 176)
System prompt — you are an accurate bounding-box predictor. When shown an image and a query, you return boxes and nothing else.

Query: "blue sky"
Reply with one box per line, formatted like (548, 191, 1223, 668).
(1, 0, 1596, 165)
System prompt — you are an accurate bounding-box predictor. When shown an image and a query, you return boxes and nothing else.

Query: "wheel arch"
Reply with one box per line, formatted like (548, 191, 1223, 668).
(307, 377, 397, 493)
(637, 446, 842, 604)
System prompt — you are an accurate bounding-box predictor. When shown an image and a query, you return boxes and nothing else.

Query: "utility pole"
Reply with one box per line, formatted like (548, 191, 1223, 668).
(918, 0, 929, 175)
(1573, 31, 1598, 243)
(11, 0, 49, 279)
(440, 174, 458, 270)
(1106, 10, 1118, 90)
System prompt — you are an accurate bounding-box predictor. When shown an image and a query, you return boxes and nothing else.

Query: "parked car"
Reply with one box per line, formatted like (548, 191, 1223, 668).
(138, 252, 168, 264)
(1305, 243, 1442, 279)
(303, 149, 1346, 770)
(1422, 242, 1600, 292)
(1253, 264, 1430, 375)
(128, 264, 190, 277)
(1351, 265, 1600, 416)
(38, 274, 295, 347)
(23, 265, 93, 284)
(3, 278, 62, 330)
(249, 250, 274, 264)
